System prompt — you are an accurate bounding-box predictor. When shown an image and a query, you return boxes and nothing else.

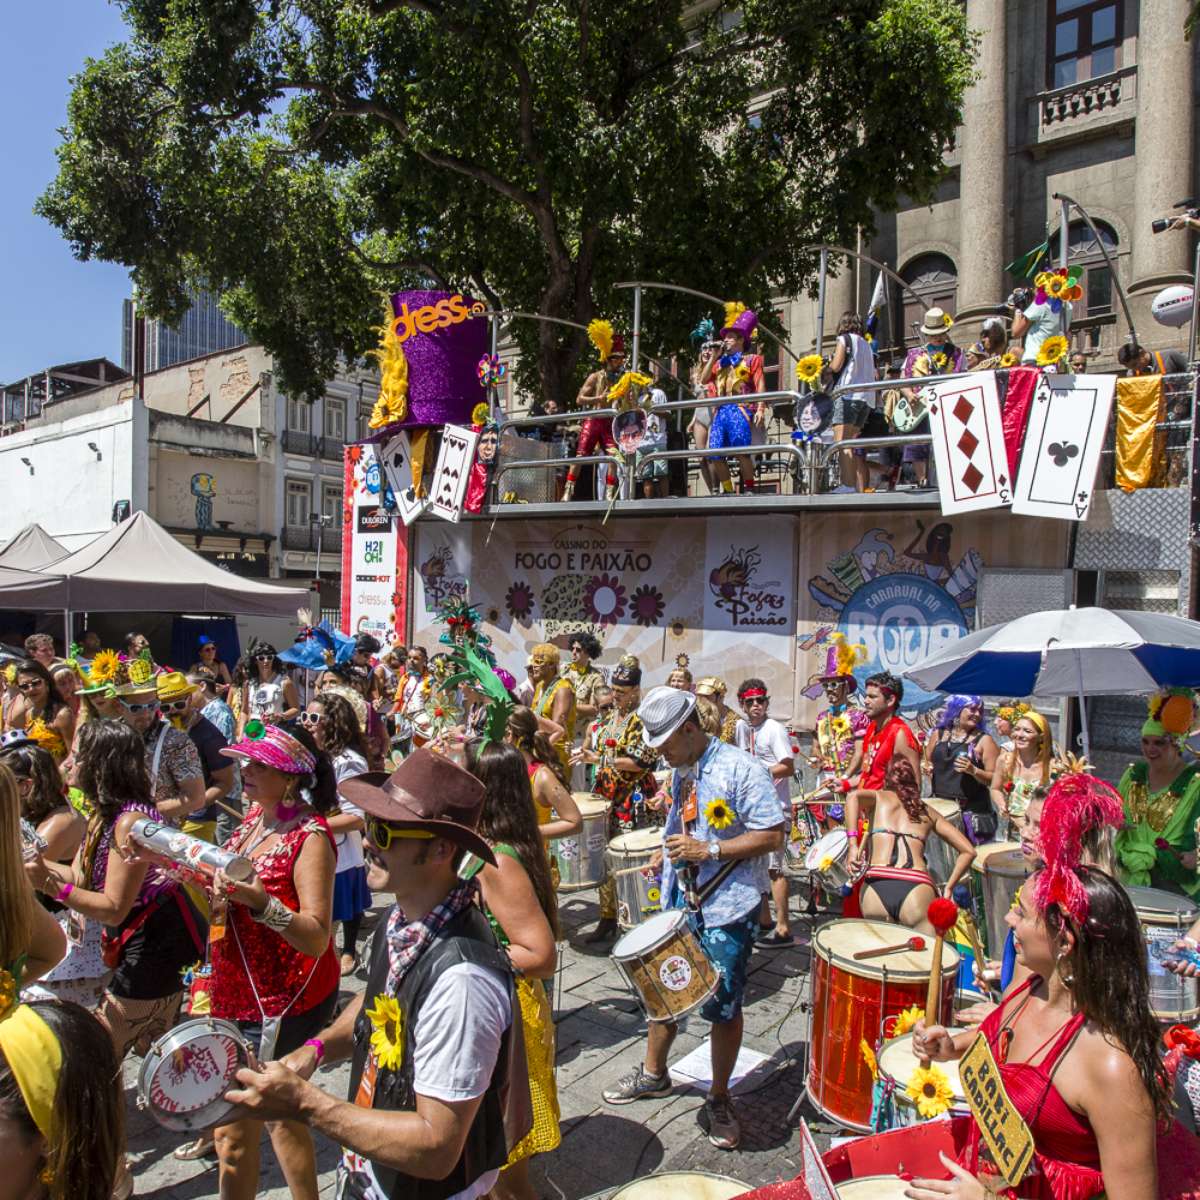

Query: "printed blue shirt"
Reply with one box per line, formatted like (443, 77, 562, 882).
(660, 736, 785, 927)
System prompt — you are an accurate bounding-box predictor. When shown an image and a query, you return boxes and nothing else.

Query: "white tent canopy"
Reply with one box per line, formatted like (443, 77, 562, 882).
(36, 511, 308, 618)
(0, 524, 68, 572)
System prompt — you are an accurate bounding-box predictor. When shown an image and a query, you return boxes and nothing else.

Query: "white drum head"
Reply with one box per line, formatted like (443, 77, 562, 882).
(1127, 886, 1200, 926)
(612, 908, 685, 957)
(983, 849, 1027, 881)
(815, 919, 960, 980)
(611, 1172, 749, 1199)
(837, 1177, 912, 1200)
(971, 841, 1020, 874)
(573, 794, 611, 817)
(925, 797, 961, 821)
(610, 828, 663, 854)
(877, 1032, 966, 1103)
(144, 1023, 243, 1118)
(805, 829, 848, 870)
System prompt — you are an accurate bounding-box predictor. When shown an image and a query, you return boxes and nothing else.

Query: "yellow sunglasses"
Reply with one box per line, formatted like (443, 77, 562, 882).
(366, 816, 434, 851)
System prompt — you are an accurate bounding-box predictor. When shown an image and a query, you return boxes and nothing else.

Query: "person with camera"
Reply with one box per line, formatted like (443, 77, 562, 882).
(1012, 282, 1072, 366)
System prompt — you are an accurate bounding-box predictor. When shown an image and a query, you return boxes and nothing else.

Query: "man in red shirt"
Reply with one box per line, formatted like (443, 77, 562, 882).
(858, 671, 920, 790)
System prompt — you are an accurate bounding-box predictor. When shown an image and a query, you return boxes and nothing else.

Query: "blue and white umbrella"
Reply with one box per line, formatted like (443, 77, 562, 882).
(906, 606, 1200, 757)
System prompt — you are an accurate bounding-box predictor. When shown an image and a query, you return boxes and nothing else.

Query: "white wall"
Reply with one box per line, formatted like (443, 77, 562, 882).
(0, 400, 138, 547)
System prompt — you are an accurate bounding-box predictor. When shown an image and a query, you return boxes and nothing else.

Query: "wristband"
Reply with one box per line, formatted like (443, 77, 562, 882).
(54, 882, 74, 903)
(846, 830, 860, 842)
(303, 1037, 325, 1066)
(837, 778, 852, 794)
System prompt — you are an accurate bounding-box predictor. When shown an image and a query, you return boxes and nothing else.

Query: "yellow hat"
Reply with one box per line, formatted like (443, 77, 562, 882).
(156, 670, 197, 703)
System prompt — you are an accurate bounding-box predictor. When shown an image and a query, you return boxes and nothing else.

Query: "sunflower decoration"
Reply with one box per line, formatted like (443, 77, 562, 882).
(366, 994, 405, 1070)
(1035, 267, 1083, 313)
(907, 1063, 955, 1119)
(860, 1039, 878, 1081)
(0, 967, 16, 1022)
(87, 649, 122, 685)
(893, 1004, 925, 1037)
(831, 714, 852, 738)
(999, 350, 1020, 369)
(931, 351, 950, 372)
(818, 855, 834, 872)
(1036, 335, 1069, 368)
(795, 354, 824, 386)
(4, 663, 16, 686)
(26, 718, 65, 759)
(470, 402, 492, 428)
(704, 797, 736, 830)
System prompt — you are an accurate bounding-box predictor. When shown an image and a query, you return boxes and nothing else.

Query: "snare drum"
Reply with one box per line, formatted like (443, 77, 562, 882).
(136, 1017, 250, 1132)
(556, 795, 610, 891)
(611, 909, 720, 1023)
(924, 798, 964, 886)
(808, 919, 959, 1132)
(1126, 886, 1200, 1023)
(607, 828, 663, 929)
(876, 1031, 969, 1128)
(968, 841, 1021, 956)
(609, 1172, 750, 1199)
(836, 1178, 912, 1200)
(804, 828, 852, 895)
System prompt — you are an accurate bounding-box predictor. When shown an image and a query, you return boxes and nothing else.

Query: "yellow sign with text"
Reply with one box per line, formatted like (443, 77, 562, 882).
(959, 1033, 1036, 1187)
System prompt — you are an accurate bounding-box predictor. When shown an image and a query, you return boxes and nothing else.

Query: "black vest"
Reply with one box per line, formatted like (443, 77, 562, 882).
(341, 904, 531, 1200)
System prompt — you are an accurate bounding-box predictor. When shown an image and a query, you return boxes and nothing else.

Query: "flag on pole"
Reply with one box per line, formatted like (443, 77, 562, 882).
(1005, 239, 1050, 281)
(865, 270, 887, 342)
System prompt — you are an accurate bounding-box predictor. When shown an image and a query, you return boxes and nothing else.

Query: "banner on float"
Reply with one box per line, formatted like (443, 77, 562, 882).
(341, 445, 405, 644)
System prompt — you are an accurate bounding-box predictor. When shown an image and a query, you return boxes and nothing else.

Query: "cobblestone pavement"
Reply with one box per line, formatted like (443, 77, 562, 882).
(129, 886, 838, 1198)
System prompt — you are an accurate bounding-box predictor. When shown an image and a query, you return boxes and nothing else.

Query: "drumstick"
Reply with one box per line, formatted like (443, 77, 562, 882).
(853, 937, 925, 961)
(611, 862, 660, 878)
(921, 898, 960, 1068)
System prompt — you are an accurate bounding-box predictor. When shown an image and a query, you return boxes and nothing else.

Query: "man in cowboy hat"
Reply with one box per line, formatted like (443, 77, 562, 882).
(899, 308, 964, 488)
(225, 749, 532, 1200)
(603, 687, 784, 1150)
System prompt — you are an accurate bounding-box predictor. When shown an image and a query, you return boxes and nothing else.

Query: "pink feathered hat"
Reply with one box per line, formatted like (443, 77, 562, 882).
(220, 721, 316, 775)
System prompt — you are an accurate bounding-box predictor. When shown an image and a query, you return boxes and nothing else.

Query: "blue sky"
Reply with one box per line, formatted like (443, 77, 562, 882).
(1, 3, 134, 383)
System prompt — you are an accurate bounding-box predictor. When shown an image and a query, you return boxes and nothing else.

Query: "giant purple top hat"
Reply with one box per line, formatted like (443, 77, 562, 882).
(720, 306, 759, 347)
(388, 289, 489, 429)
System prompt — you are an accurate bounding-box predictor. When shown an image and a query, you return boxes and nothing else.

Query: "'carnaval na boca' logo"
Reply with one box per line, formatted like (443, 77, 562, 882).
(709, 545, 787, 628)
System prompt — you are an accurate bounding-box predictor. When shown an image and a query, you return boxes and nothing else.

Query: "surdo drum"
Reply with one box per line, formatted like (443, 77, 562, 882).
(137, 1017, 251, 1132)
(611, 910, 720, 1023)
(1126, 885, 1200, 1023)
(556, 794, 610, 891)
(607, 1173, 750, 1199)
(923, 798, 964, 886)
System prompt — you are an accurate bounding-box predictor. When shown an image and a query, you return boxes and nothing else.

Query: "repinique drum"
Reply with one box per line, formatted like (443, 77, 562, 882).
(805, 828, 852, 895)
(968, 841, 1021, 956)
(924, 798, 964, 886)
(607, 827, 663, 929)
(136, 1017, 250, 1132)
(1126, 886, 1200, 1023)
(808, 919, 960, 1132)
(876, 1031, 968, 1128)
(609, 1172, 750, 1199)
(979, 847, 1025, 959)
(836, 1178, 912, 1200)
(612, 909, 720, 1023)
(556, 795, 610, 891)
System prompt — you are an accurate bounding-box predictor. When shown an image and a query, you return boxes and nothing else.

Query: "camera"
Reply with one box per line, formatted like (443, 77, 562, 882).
(1151, 199, 1198, 234)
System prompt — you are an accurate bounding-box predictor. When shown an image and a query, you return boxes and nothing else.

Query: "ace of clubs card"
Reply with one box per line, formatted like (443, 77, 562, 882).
(1012, 373, 1115, 521)
(926, 372, 1012, 514)
(429, 424, 479, 522)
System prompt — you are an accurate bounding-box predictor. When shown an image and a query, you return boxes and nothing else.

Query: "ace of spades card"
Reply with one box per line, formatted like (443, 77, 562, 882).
(379, 433, 429, 526)
(429, 424, 479, 523)
(925, 372, 1012, 515)
(1012, 373, 1116, 522)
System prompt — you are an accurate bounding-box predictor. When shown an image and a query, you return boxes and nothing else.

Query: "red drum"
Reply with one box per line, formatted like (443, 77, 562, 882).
(807, 919, 959, 1132)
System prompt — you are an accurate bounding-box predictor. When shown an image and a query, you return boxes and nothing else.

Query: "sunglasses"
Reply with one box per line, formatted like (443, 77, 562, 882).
(365, 816, 434, 851)
(120, 701, 158, 714)
(255, 654, 274, 661)
(162, 699, 191, 713)
(16, 681, 43, 692)
(744, 696, 769, 705)
(299, 711, 324, 726)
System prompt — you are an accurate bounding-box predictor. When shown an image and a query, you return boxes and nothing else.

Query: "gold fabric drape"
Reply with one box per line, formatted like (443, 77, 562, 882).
(1115, 376, 1165, 492)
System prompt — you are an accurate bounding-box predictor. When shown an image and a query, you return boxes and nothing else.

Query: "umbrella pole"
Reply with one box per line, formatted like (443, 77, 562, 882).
(1076, 650, 1091, 761)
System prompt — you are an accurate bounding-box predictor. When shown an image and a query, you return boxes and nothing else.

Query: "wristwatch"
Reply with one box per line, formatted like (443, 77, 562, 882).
(707, 840, 721, 860)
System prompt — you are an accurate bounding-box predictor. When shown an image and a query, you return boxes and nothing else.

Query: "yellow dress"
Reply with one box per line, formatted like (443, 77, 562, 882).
(533, 676, 576, 775)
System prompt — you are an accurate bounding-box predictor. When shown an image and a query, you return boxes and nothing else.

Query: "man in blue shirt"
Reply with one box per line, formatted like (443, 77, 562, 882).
(602, 687, 784, 1150)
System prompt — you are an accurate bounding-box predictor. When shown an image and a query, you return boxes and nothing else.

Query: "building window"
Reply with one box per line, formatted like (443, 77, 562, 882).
(1048, 1, 1121, 90)
(321, 482, 342, 520)
(899, 253, 959, 347)
(286, 479, 311, 527)
(323, 398, 345, 442)
(1048, 220, 1119, 317)
(358, 406, 374, 441)
(287, 397, 311, 434)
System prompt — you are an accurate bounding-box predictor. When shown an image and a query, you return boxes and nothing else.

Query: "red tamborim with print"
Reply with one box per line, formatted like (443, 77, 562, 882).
(137, 1018, 251, 1132)
(807, 919, 958, 1132)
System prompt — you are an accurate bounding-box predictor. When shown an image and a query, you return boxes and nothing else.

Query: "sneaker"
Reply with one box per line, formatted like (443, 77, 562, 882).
(704, 1094, 742, 1150)
(602, 1066, 673, 1105)
(755, 929, 796, 949)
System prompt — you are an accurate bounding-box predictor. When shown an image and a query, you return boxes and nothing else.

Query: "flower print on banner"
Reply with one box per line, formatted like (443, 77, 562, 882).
(505, 581, 536, 622)
(631, 584, 665, 627)
(582, 573, 627, 627)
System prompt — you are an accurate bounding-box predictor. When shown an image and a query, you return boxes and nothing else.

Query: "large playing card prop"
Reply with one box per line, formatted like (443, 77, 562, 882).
(429, 424, 479, 522)
(1012, 373, 1116, 522)
(926, 373, 1012, 514)
(379, 432, 430, 526)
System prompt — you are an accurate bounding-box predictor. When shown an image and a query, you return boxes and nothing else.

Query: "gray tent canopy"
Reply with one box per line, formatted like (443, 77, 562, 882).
(0, 524, 68, 572)
(0, 563, 68, 611)
(39, 511, 308, 618)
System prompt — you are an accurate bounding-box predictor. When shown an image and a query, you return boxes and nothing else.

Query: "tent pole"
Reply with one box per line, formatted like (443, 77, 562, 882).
(1076, 651, 1091, 760)
(63, 609, 72, 656)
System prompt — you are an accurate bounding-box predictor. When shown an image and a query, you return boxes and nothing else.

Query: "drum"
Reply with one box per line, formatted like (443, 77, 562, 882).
(876, 1031, 969, 1128)
(607, 827, 663, 929)
(836, 1178, 912, 1200)
(805, 828, 852, 895)
(808, 919, 960, 1132)
(979, 848, 1026, 959)
(1126, 886, 1200, 1023)
(968, 841, 1021, 956)
(609, 1172, 750, 1199)
(136, 1017, 250, 1132)
(556, 795, 610, 891)
(612, 909, 720, 1023)
(924, 798, 964, 886)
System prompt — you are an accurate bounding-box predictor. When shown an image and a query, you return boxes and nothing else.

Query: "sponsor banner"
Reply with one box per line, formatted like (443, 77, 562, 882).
(342, 445, 406, 644)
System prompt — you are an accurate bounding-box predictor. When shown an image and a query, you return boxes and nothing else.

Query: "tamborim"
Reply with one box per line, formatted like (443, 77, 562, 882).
(556, 795, 610, 891)
(807, 919, 959, 1132)
(612, 909, 719, 1023)
(606, 827, 663, 929)
(137, 1017, 250, 1132)
(804, 828, 852, 895)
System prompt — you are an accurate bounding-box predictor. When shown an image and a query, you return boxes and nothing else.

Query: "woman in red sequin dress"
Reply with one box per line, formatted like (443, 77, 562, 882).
(207, 721, 339, 1200)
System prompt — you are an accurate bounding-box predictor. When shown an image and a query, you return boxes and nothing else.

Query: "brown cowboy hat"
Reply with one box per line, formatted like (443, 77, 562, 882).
(339, 748, 496, 866)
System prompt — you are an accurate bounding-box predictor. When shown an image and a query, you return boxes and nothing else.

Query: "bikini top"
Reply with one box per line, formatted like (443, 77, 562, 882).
(870, 826, 926, 870)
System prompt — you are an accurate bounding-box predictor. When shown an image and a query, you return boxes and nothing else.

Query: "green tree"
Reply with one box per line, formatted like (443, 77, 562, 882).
(39, 0, 976, 402)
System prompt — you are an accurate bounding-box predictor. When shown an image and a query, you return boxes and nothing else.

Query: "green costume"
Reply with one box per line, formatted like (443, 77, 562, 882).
(1116, 761, 1200, 897)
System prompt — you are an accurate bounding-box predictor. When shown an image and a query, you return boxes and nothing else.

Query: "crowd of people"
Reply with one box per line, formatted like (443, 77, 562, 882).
(6, 620, 1200, 1199)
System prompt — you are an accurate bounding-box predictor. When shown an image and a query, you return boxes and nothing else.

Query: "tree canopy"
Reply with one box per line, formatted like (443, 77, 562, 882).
(39, 0, 976, 401)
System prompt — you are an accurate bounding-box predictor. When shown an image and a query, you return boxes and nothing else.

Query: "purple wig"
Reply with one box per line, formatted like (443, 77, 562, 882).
(937, 694, 987, 734)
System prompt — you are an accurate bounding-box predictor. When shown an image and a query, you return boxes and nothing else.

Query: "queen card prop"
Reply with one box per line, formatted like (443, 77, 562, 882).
(429, 424, 479, 523)
(926, 372, 1012, 515)
(1012, 373, 1116, 522)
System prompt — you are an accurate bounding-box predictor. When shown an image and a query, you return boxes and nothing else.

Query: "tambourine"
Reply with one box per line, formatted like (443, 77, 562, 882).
(137, 1017, 250, 1132)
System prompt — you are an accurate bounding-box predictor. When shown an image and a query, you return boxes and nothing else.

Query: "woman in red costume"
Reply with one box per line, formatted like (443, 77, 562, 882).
(564, 319, 626, 501)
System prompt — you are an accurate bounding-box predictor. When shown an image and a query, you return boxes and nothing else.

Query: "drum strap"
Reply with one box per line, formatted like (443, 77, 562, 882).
(694, 857, 741, 908)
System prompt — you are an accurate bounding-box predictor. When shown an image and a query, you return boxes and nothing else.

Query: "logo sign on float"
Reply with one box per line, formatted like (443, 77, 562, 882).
(356, 505, 391, 535)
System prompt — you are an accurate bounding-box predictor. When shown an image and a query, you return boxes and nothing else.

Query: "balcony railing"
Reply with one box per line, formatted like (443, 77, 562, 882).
(281, 430, 317, 455)
(319, 435, 344, 460)
(282, 525, 343, 552)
